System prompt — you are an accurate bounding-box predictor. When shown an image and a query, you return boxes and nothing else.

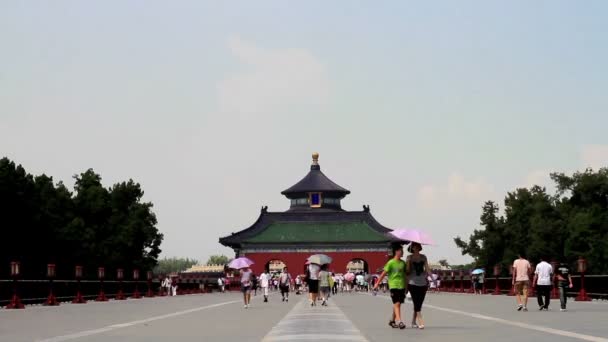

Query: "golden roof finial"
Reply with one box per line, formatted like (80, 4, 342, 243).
(312, 152, 319, 165)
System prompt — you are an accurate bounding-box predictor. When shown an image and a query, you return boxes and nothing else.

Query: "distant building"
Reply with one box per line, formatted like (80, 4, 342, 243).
(183, 264, 225, 273)
(219, 153, 401, 274)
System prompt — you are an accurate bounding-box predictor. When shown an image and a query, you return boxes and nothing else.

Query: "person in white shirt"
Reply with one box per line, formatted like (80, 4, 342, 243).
(533, 257, 553, 311)
(162, 276, 172, 296)
(295, 275, 302, 294)
(259, 271, 270, 302)
(307, 263, 321, 306)
(217, 277, 225, 293)
(171, 277, 178, 296)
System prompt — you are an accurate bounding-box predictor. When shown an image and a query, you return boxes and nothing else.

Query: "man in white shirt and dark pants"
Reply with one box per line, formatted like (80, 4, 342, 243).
(259, 271, 270, 302)
(533, 257, 553, 311)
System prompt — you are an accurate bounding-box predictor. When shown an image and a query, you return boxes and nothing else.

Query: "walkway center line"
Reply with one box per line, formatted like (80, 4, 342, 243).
(262, 298, 368, 342)
(37, 299, 242, 342)
(365, 293, 608, 342)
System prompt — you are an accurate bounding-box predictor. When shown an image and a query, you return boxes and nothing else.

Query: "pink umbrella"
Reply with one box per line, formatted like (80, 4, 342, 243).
(227, 257, 255, 269)
(389, 229, 435, 245)
(344, 272, 355, 282)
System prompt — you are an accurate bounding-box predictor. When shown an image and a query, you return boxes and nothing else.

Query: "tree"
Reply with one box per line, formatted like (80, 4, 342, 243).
(455, 168, 608, 274)
(438, 259, 449, 268)
(206, 255, 230, 265)
(0, 157, 164, 278)
(153, 257, 199, 275)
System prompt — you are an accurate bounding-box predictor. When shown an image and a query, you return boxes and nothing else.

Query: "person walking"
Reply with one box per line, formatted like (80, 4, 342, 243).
(307, 262, 321, 306)
(477, 272, 485, 295)
(556, 262, 573, 312)
(331, 273, 338, 295)
(279, 267, 292, 302)
(162, 276, 172, 296)
(319, 264, 332, 306)
(533, 257, 553, 311)
(260, 271, 270, 302)
(240, 268, 253, 308)
(407, 242, 429, 329)
(512, 253, 532, 311)
(251, 273, 259, 296)
(374, 243, 407, 329)
(295, 275, 302, 295)
(217, 277, 225, 293)
(171, 277, 178, 296)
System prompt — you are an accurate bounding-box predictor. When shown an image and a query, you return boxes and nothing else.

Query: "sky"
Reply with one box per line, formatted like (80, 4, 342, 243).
(1, 1, 607, 265)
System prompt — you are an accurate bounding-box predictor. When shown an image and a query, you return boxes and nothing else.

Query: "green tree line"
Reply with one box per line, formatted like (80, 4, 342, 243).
(455, 168, 608, 274)
(0, 157, 163, 279)
(153, 257, 199, 275)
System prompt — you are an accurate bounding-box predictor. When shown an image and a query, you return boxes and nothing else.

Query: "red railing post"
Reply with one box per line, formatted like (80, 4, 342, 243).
(44, 264, 59, 306)
(146, 271, 155, 297)
(132, 269, 142, 299)
(550, 261, 559, 299)
(459, 270, 464, 293)
(451, 271, 456, 292)
(96, 267, 108, 301)
(115, 268, 126, 300)
(72, 265, 87, 303)
(468, 270, 475, 294)
(575, 257, 591, 301)
(493, 264, 502, 295)
(507, 266, 516, 296)
(6, 261, 25, 309)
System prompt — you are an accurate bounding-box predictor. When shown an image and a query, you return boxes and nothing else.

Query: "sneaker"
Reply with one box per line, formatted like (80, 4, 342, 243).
(560, 308, 567, 312)
(388, 321, 398, 329)
(523, 307, 528, 312)
(244, 304, 248, 309)
(398, 322, 406, 330)
(517, 305, 523, 311)
(539, 306, 544, 311)
(282, 297, 285, 302)
(286, 298, 288, 302)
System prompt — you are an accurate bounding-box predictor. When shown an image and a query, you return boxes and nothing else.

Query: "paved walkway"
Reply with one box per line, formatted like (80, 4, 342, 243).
(1, 291, 607, 342)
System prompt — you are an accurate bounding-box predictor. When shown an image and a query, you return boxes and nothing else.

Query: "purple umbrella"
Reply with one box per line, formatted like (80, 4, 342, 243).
(389, 229, 435, 245)
(228, 257, 255, 269)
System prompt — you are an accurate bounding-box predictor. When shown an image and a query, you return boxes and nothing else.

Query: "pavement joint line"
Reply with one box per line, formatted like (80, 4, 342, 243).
(364, 293, 608, 342)
(35, 299, 242, 342)
(262, 298, 369, 342)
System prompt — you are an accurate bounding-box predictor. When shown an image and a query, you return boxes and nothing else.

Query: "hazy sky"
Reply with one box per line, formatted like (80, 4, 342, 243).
(2, 1, 607, 264)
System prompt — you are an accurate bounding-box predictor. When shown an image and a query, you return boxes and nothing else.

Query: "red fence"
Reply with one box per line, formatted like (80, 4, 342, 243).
(0, 272, 225, 308)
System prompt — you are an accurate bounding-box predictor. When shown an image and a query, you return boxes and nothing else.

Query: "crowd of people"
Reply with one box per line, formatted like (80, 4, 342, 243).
(228, 244, 574, 331)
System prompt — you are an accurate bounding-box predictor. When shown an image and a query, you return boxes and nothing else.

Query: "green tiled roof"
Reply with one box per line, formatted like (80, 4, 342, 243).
(243, 221, 389, 243)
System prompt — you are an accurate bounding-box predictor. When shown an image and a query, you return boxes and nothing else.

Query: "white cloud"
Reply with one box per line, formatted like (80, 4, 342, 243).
(416, 173, 495, 208)
(581, 145, 608, 170)
(216, 36, 330, 118)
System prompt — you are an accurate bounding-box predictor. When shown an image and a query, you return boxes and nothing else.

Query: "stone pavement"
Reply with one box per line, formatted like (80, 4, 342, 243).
(1, 291, 607, 342)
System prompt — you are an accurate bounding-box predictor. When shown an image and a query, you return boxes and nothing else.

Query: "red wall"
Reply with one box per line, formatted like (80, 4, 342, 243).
(243, 251, 390, 275)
